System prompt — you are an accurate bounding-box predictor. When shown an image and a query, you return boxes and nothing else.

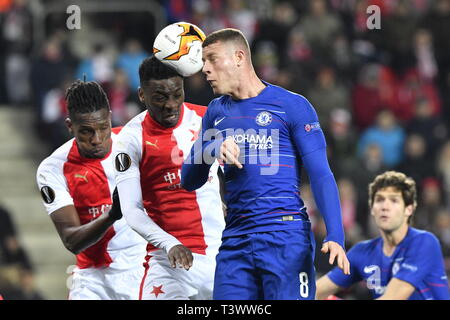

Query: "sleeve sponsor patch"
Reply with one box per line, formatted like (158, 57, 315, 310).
(304, 122, 321, 132)
(40, 186, 55, 204)
(115, 153, 132, 172)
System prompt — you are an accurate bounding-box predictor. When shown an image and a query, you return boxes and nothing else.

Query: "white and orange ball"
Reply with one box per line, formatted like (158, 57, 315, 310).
(153, 22, 206, 77)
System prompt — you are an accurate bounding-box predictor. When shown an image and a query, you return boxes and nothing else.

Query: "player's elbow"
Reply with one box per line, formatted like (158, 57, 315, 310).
(63, 239, 82, 255)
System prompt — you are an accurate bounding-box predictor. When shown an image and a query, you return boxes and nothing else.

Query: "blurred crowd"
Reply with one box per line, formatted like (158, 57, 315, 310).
(0, 0, 449, 299)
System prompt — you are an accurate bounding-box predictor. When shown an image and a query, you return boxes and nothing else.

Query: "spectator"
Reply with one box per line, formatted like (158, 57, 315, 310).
(405, 96, 447, 159)
(436, 140, 450, 207)
(253, 1, 298, 66)
(351, 64, 388, 131)
(0, 205, 44, 300)
(116, 39, 147, 91)
(413, 28, 438, 81)
(414, 177, 445, 229)
(226, 0, 257, 44)
(396, 133, 436, 189)
(299, 0, 343, 60)
(106, 68, 142, 127)
(357, 109, 406, 168)
(394, 69, 442, 122)
(75, 43, 114, 86)
(40, 77, 72, 150)
(1, 0, 33, 106)
(307, 66, 350, 130)
(382, 0, 419, 73)
(348, 143, 389, 235)
(326, 108, 358, 179)
(337, 177, 363, 245)
(30, 39, 71, 131)
(421, 0, 450, 81)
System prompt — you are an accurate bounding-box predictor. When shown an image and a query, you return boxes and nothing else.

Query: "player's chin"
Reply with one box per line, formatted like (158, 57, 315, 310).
(85, 147, 108, 158)
(162, 116, 179, 127)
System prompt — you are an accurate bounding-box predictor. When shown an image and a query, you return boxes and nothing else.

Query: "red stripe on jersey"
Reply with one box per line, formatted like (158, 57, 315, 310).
(140, 110, 207, 254)
(112, 126, 123, 134)
(139, 254, 152, 300)
(64, 140, 115, 268)
(184, 102, 207, 117)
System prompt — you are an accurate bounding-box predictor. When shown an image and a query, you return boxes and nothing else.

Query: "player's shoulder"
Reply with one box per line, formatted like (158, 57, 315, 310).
(37, 138, 74, 180)
(117, 110, 147, 136)
(266, 82, 309, 102)
(208, 95, 228, 110)
(407, 227, 441, 246)
(38, 139, 73, 169)
(351, 237, 381, 254)
(266, 83, 315, 113)
(111, 126, 123, 135)
(184, 102, 207, 117)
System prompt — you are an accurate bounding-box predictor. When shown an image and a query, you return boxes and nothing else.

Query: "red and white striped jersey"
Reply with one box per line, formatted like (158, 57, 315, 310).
(113, 103, 224, 255)
(36, 128, 147, 270)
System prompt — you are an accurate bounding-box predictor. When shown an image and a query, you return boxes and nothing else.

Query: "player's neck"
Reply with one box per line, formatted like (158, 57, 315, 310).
(381, 224, 409, 256)
(230, 70, 266, 100)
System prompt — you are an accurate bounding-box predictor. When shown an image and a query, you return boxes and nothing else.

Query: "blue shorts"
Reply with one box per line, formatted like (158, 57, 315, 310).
(213, 227, 316, 300)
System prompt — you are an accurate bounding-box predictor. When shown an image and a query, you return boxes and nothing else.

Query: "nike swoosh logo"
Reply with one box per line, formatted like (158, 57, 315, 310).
(214, 117, 226, 126)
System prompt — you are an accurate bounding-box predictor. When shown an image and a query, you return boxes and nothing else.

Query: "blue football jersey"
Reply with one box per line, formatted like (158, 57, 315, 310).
(200, 83, 329, 238)
(327, 228, 450, 300)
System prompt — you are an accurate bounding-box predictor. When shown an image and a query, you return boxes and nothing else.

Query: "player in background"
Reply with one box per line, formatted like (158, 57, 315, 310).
(181, 28, 349, 300)
(36, 80, 147, 300)
(113, 56, 225, 300)
(316, 171, 450, 300)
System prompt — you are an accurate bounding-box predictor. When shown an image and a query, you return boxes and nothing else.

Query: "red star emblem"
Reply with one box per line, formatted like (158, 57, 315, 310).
(151, 285, 164, 298)
(189, 129, 199, 141)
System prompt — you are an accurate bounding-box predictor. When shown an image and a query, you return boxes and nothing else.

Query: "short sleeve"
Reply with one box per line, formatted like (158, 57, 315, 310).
(112, 126, 142, 184)
(36, 159, 73, 215)
(394, 233, 443, 288)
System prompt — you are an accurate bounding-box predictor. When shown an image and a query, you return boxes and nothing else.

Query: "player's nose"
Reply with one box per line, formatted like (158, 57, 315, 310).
(202, 60, 210, 74)
(91, 130, 103, 145)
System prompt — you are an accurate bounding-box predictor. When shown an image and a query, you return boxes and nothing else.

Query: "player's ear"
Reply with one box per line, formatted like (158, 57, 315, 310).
(405, 204, 414, 219)
(235, 49, 244, 67)
(138, 87, 145, 104)
(65, 117, 73, 135)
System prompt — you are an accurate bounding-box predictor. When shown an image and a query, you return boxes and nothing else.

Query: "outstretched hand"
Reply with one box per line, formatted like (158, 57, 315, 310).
(168, 244, 193, 271)
(321, 241, 350, 275)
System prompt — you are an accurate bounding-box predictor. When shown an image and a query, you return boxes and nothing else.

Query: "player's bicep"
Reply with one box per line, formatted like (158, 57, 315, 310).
(287, 96, 326, 157)
(49, 205, 81, 246)
(36, 162, 74, 215)
(377, 278, 415, 300)
(113, 130, 142, 183)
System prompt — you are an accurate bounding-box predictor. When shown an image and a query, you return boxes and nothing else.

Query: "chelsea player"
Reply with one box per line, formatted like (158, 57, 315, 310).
(316, 171, 450, 300)
(181, 28, 349, 300)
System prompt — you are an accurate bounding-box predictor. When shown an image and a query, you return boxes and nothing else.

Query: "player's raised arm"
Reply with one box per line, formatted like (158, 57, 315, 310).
(181, 109, 224, 191)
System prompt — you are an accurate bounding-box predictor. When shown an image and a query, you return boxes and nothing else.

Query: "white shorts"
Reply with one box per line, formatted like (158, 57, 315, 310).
(139, 249, 217, 300)
(69, 265, 145, 300)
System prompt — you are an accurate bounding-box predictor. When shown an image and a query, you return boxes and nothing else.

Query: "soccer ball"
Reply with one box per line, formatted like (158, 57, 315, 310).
(153, 22, 206, 77)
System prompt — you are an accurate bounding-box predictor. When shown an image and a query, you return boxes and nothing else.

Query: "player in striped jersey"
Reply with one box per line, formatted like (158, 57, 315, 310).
(36, 81, 147, 300)
(113, 57, 225, 300)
